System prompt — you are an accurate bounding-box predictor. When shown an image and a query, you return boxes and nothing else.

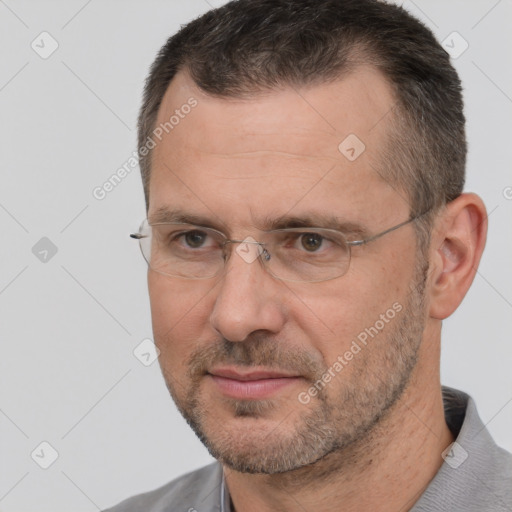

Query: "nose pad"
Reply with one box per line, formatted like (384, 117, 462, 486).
(231, 237, 266, 265)
(222, 238, 274, 280)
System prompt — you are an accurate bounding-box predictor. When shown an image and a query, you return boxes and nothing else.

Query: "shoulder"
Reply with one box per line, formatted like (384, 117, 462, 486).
(102, 461, 223, 512)
(412, 387, 512, 511)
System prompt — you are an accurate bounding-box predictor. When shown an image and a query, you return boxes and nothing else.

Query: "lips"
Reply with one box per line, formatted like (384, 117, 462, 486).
(209, 367, 299, 381)
(207, 367, 301, 399)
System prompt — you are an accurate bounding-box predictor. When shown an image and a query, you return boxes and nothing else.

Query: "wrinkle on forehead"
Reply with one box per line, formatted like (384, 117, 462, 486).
(184, 149, 340, 161)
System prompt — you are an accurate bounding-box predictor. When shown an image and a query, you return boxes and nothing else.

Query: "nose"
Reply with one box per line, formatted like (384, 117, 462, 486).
(209, 246, 286, 342)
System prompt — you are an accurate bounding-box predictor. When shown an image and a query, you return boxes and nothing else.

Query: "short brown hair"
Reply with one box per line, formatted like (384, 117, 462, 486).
(138, 0, 466, 247)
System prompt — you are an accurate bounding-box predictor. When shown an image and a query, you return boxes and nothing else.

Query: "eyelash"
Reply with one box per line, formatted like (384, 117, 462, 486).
(171, 229, 337, 253)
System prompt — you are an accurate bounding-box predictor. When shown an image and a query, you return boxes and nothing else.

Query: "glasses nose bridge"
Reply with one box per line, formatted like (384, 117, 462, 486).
(223, 238, 265, 248)
(222, 237, 272, 265)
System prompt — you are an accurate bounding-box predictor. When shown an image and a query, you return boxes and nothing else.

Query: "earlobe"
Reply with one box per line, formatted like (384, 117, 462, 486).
(428, 193, 487, 320)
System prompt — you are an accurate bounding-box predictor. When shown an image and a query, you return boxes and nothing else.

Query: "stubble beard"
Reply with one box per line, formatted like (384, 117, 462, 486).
(160, 259, 429, 476)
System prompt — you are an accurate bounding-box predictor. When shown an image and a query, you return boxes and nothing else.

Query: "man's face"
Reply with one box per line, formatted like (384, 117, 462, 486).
(147, 68, 429, 473)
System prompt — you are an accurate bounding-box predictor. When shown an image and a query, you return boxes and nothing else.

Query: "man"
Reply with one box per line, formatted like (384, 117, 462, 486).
(106, 0, 511, 510)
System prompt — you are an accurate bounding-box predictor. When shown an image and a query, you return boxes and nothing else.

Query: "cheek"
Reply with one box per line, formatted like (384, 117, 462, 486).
(148, 273, 214, 367)
(294, 260, 410, 359)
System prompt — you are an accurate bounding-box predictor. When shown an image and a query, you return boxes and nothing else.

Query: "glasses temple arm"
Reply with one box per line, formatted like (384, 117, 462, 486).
(348, 214, 423, 247)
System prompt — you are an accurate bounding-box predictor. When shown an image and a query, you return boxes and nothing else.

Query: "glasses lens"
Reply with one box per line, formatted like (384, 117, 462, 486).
(136, 223, 351, 282)
(139, 222, 224, 279)
(264, 228, 351, 282)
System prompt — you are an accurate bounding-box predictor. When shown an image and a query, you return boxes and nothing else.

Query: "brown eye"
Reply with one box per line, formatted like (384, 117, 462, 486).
(300, 233, 323, 252)
(184, 230, 208, 248)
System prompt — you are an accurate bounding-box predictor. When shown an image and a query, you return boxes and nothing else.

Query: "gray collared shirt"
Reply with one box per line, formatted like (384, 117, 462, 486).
(104, 388, 512, 511)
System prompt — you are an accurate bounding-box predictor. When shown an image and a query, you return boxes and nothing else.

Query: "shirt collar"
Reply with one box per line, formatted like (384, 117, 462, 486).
(220, 466, 231, 512)
(219, 387, 506, 511)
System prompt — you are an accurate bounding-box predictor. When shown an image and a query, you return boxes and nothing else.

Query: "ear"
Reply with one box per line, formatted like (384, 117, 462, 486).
(428, 193, 488, 320)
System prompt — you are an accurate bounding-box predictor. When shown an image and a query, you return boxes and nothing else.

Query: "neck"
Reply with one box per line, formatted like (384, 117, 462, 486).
(224, 373, 453, 512)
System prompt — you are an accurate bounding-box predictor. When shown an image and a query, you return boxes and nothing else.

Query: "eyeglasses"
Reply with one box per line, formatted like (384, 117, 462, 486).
(130, 214, 424, 283)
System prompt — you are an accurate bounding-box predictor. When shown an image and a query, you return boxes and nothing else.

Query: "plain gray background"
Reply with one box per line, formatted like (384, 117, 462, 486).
(1, 1, 511, 510)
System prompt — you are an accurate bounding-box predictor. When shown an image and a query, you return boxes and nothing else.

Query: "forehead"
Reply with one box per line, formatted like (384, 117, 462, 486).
(149, 67, 406, 228)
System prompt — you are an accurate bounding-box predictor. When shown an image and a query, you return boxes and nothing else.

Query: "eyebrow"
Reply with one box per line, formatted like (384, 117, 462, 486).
(149, 207, 225, 230)
(148, 207, 369, 238)
(261, 214, 368, 237)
